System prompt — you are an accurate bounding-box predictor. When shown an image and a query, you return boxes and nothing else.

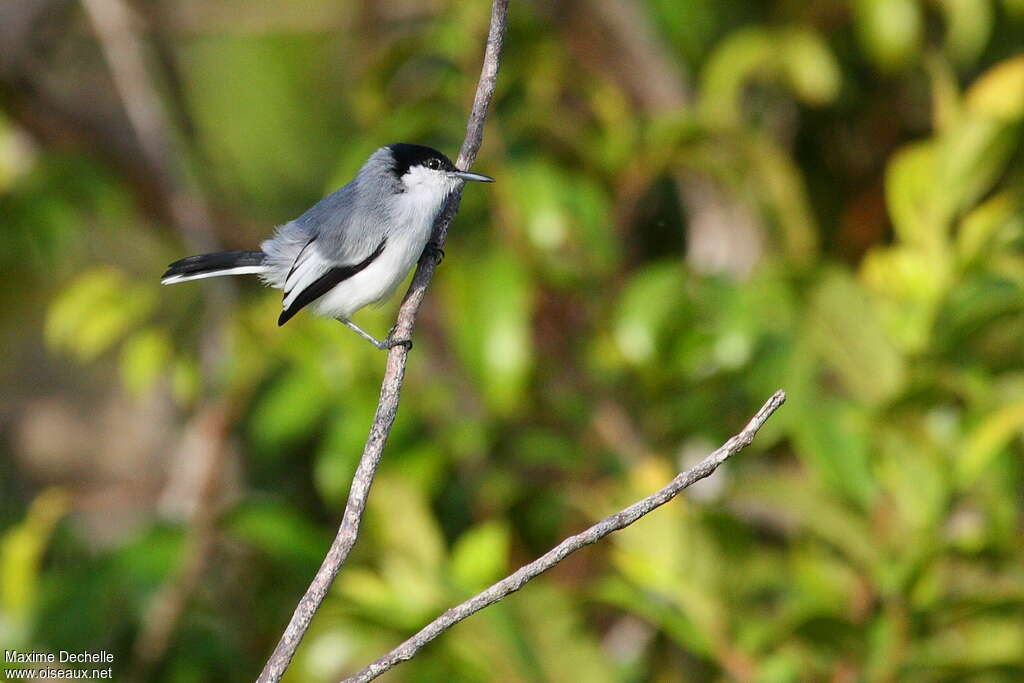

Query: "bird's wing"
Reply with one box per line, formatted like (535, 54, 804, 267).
(282, 237, 320, 303)
(278, 238, 387, 326)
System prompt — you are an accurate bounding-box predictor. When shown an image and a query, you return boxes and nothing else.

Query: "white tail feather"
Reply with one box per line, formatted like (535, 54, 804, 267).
(161, 265, 267, 285)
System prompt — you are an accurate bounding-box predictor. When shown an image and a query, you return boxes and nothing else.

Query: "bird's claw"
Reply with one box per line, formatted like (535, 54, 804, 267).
(380, 324, 412, 350)
(382, 336, 413, 351)
(425, 242, 445, 265)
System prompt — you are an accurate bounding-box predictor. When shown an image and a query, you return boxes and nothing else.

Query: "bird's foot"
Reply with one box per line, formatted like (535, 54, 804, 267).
(381, 324, 413, 351)
(424, 241, 445, 265)
(381, 336, 413, 351)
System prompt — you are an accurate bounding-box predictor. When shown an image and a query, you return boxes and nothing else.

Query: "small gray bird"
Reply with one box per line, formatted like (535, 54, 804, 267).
(161, 143, 493, 349)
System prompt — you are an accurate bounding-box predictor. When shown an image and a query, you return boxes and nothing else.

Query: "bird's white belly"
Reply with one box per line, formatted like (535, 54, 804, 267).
(313, 218, 432, 320)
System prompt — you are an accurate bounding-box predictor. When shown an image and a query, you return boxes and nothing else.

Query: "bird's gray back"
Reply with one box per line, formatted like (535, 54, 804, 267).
(260, 147, 401, 285)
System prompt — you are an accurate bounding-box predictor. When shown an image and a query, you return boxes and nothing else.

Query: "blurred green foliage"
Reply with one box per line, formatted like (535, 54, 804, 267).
(2, 0, 1024, 681)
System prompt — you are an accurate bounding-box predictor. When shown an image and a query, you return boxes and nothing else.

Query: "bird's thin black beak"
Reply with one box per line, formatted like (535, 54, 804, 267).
(451, 170, 494, 183)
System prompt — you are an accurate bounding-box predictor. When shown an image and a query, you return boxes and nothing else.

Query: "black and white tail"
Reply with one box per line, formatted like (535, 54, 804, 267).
(161, 251, 267, 285)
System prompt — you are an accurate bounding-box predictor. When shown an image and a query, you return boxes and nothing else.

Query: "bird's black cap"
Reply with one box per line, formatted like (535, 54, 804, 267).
(388, 143, 455, 178)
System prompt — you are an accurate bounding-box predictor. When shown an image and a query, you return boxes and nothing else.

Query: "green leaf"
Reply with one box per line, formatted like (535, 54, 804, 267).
(335, 567, 431, 630)
(699, 28, 775, 127)
(935, 114, 1018, 222)
(504, 159, 617, 279)
(926, 54, 962, 132)
(957, 191, 1024, 264)
(312, 410, 368, 505)
(613, 262, 687, 364)
(965, 55, 1024, 122)
(606, 460, 726, 654)
(1, 489, 69, 622)
(749, 135, 820, 265)
(937, 0, 993, 66)
(180, 34, 343, 214)
(789, 396, 878, 508)
(119, 328, 173, 396)
(958, 401, 1024, 486)
(779, 29, 842, 106)
(46, 267, 157, 362)
(445, 249, 534, 415)
(508, 585, 617, 683)
(806, 269, 906, 404)
(734, 471, 880, 575)
(514, 160, 570, 250)
(910, 617, 1024, 667)
(885, 141, 942, 249)
(860, 246, 946, 353)
(224, 501, 326, 567)
(368, 476, 444, 571)
(46, 267, 119, 350)
(875, 424, 949, 534)
(248, 366, 330, 454)
(854, 0, 923, 71)
(448, 521, 509, 590)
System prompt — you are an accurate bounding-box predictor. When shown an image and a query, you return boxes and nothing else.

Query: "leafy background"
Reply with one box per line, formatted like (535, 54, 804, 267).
(2, 0, 1024, 680)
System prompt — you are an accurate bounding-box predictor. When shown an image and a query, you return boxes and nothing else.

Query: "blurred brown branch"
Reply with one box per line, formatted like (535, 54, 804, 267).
(127, 400, 235, 679)
(255, 2, 510, 681)
(345, 390, 787, 683)
(0, 0, 250, 248)
(80, 0, 235, 365)
(80, 0, 222, 256)
(80, 0, 238, 677)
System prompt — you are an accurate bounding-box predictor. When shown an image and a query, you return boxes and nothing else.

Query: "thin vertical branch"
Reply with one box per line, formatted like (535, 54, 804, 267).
(255, 2, 510, 681)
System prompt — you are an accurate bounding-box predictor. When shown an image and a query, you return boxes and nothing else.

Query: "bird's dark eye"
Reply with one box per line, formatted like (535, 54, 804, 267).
(426, 158, 441, 170)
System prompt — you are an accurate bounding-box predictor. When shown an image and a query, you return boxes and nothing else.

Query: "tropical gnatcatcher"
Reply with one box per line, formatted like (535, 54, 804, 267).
(161, 143, 493, 349)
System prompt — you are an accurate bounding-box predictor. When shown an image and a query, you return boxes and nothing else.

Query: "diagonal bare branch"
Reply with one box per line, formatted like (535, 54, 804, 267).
(343, 390, 787, 683)
(255, 2, 510, 681)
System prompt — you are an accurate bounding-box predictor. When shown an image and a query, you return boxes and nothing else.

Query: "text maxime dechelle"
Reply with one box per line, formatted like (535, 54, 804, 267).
(4, 651, 114, 680)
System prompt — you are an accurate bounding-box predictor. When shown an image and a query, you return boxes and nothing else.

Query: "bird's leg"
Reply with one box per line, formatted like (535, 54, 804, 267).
(340, 319, 412, 351)
(340, 319, 387, 348)
(424, 241, 445, 265)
